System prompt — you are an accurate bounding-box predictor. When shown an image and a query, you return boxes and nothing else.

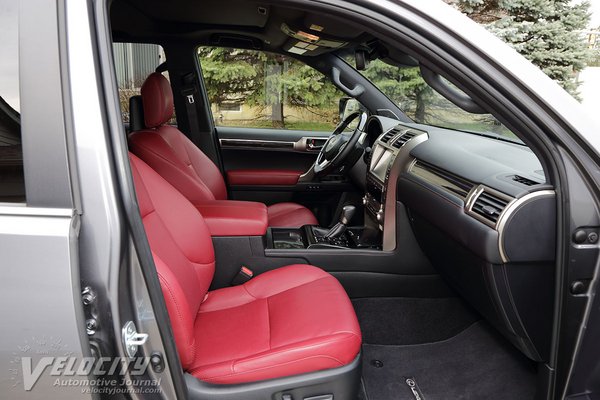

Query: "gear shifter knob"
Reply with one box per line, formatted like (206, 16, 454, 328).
(324, 205, 356, 240)
(340, 205, 356, 225)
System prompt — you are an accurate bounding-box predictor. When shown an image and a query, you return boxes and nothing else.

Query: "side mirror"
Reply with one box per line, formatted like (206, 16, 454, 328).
(339, 97, 362, 120)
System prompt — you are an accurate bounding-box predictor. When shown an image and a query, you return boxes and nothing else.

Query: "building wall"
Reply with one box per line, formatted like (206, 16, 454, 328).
(113, 43, 164, 89)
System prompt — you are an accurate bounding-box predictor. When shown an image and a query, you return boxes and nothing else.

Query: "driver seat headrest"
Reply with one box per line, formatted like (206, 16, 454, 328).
(140, 72, 174, 129)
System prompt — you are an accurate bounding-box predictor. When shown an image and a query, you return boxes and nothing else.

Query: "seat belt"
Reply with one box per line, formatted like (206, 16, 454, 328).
(180, 72, 203, 146)
(179, 72, 225, 175)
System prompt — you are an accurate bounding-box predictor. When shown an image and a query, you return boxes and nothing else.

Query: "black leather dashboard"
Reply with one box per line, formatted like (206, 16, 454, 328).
(368, 116, 557, 363)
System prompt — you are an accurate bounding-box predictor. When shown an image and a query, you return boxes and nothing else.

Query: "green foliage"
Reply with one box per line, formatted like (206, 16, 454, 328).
(360, 60, 432, 121)
(198, 47, 342, 127)
(197, 47, 261, 105)
(589, 45, 600, 67)
(452, 0, 592, 97)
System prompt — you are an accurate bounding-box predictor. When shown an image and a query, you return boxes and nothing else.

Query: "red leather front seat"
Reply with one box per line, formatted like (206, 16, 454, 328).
(129, 153, 361, 384)
(129, 73, 318, 228)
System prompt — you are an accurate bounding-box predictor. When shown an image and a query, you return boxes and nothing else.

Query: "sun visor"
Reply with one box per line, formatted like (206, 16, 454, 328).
(281, 23, 347, 56)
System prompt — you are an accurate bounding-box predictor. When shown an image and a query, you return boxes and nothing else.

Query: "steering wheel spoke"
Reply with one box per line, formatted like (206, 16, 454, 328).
(312, 111, 368, 176)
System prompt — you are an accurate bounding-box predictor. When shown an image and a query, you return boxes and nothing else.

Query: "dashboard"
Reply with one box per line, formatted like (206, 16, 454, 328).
(363, 115, 556, 362)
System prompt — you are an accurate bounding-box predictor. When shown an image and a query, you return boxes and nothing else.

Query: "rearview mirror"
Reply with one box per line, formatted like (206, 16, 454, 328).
(339, 97, 362, 121)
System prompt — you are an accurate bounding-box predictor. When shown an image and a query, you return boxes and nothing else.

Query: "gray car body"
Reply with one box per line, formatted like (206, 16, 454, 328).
(0, 0, 598, 399)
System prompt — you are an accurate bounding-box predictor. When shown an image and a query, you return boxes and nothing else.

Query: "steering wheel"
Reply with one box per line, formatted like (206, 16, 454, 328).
(313, 111, 368, 176)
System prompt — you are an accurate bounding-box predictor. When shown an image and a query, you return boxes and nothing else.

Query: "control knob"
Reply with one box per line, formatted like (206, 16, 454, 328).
(376, 205, 384, 221)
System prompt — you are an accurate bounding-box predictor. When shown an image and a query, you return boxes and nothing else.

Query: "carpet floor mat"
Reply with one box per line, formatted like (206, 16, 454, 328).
(352, 297, 479, 345)
(360, 322, 537, 400)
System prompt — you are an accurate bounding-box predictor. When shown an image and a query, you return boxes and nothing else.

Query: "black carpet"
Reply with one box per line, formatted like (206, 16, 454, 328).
(352, 297, 479, 345)
(361, 322, 537, 400)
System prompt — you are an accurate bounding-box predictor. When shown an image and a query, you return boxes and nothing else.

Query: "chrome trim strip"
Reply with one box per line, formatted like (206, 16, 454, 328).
(409, 161, 474, 201)
(219, 138, 295, 150)
(382, 131, 428, 251)
(496, 190, 555, 263)
(0, 204, 73, 217)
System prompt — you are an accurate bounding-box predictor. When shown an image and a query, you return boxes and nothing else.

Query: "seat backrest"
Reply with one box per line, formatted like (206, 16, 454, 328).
(129, 152, 215, 369)
(129, 72, 227, 204)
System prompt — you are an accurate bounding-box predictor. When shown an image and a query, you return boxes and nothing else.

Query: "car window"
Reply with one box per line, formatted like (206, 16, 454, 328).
(113, 43, 171, 124)
(0, 1, 25, 203)
(349, 58, 520, 143)
(197, 47, 345, 131)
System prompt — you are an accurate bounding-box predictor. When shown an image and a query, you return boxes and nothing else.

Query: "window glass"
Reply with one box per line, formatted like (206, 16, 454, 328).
(350, 58, 520, 143)
(113, 43, 169, 124)
(198, 47, 345, 131)
(0, 1, 25, 202)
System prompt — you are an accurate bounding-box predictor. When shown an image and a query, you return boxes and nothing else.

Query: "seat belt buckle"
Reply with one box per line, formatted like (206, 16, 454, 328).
(231, 266, 254, 286)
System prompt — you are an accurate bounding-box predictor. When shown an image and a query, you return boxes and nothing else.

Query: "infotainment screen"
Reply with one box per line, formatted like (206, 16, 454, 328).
(370, 147, 393, 182)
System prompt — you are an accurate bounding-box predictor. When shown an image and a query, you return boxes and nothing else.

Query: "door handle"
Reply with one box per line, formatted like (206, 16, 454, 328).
(295, 137, 328, 152)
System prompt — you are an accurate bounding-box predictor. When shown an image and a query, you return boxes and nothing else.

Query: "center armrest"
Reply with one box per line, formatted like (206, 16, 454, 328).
(195, 200, 268, 237)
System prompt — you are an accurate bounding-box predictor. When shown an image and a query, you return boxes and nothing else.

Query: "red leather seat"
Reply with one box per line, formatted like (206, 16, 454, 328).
(129, 153, 361, 384)
(129, 72, 318, 228)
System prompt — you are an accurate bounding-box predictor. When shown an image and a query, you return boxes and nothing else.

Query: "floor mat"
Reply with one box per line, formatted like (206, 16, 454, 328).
(352, 297, 479, 345)
(361, 322, 537, 400)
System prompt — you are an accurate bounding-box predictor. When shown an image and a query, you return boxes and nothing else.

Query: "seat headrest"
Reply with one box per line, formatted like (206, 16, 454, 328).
(128, 95, 145, 132)
(140, 72, 174, 128)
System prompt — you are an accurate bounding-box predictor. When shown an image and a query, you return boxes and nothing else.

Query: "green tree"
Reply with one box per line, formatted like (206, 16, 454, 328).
(449, 0, 592, 96)
(360, 60, 431, 122)
(197, 47, 261, 106)
(198, 47, 342, 128)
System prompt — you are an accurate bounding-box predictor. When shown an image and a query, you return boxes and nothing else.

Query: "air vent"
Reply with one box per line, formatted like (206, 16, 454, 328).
(471, 189, 511, 225)
(392, 131, 418, 148)
(379, 130, 397, 144)
(512, 175, 538, 186)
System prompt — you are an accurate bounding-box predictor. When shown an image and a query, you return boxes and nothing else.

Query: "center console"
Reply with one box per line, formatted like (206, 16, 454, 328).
(361, 120, 429, 250)
(264, 120, 428, 253)
(268, 205, 381, 250)
(208, 118, 438, 299)
(268, 225, 382, 250)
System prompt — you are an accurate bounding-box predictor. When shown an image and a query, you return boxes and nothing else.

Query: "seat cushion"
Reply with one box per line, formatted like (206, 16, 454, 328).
(188, 264, 361, 384)
(267, 202, 318, 227)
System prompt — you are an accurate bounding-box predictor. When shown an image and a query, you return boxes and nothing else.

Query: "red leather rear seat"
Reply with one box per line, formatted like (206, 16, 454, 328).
(129, 153, 361, 384)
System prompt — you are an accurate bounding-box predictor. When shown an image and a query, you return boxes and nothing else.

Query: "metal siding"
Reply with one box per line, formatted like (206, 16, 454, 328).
(132, 43, 161, 84)
(113, 43, 161, 89)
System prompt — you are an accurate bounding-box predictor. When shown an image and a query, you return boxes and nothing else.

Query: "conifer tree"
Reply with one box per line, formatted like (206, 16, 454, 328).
(449, 0, 592, 96)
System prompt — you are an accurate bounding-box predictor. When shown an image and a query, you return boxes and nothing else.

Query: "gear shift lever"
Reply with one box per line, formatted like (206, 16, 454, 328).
(325, 205, 356, 239)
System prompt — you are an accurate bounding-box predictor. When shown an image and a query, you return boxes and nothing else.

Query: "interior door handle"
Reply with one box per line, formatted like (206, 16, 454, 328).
(295, 137, 328, 152)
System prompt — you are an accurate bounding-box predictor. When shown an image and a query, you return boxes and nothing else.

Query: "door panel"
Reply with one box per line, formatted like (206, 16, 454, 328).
(216, 126, 359, 226)
(217, 126, 328, 178)
(217, 126, 329, 173)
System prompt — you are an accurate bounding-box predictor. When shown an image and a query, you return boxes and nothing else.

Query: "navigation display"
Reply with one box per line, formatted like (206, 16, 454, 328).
(370, 145, 393, 182)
